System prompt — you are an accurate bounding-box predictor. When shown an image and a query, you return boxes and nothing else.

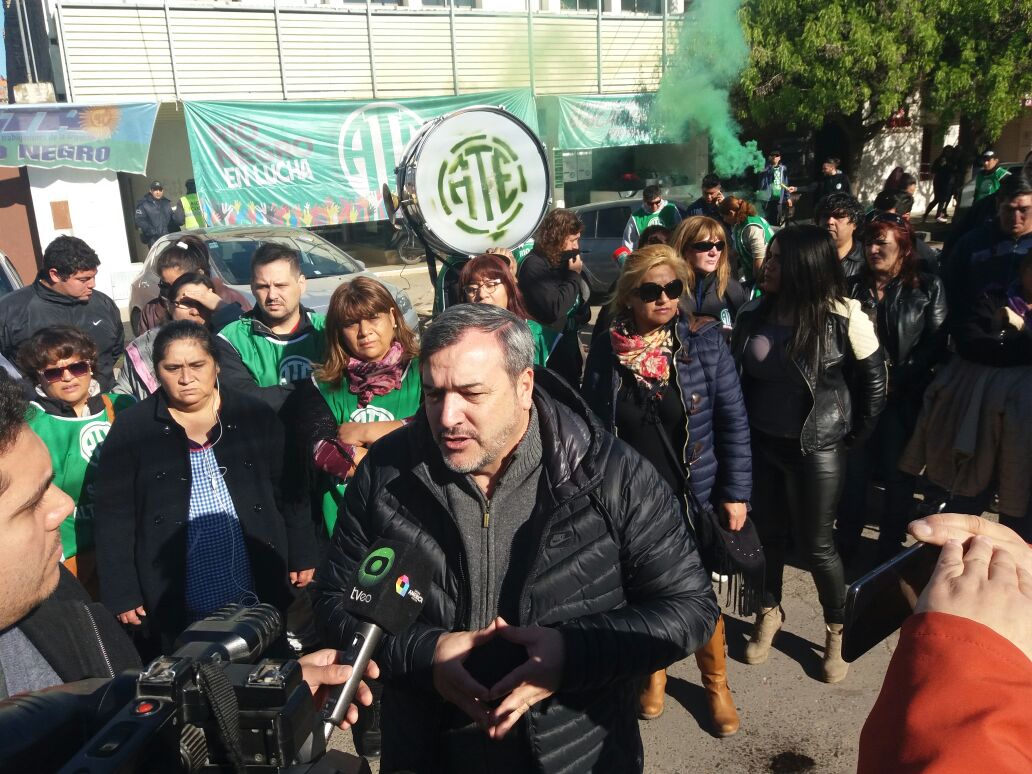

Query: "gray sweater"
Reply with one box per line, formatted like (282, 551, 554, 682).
(443, 407, 543, 631)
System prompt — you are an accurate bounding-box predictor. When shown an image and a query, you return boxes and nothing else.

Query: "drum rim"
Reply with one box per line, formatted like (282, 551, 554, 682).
(395, 105, 551, 256)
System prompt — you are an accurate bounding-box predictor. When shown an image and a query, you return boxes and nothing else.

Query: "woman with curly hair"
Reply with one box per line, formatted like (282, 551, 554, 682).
(671, 216, 749, 328)
(718, 196, 774, 286)
(19, 325, 135, 594)
(459, 253, 556, 366)
(517, 208, 591, 386)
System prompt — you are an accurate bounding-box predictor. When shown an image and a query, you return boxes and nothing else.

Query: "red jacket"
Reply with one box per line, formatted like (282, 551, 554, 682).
(859, 612, 1032, 774)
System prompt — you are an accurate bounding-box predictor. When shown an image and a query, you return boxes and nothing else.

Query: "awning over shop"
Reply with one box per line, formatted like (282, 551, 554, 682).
(0, 102, 159, 174)
(183, 89, 539, 229)
(554, 93, 664, 151)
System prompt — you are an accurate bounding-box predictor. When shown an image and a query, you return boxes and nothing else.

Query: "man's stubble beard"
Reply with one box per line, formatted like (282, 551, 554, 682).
(439, 403, 522, 476)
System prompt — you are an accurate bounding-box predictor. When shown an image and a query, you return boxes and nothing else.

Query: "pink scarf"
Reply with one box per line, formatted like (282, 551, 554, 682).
(347, 340, 404, 408)
(609, 312, 674, 393)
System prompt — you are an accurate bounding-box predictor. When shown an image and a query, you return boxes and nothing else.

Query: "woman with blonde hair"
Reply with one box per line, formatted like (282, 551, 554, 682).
(283, 276, 421, 538)
(517, 208, 591, 386)
(670, 216, 749, 328)
(582, 244, 752, 736)
(718, 196, 774, 286)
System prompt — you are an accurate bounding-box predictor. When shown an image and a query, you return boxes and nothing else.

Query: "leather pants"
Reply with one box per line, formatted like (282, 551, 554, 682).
(751, 429, 847, 624)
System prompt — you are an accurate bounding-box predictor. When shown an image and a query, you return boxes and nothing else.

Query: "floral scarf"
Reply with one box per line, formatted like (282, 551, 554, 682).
(609, 312, 674, 396)
(347, 340, 404, 408)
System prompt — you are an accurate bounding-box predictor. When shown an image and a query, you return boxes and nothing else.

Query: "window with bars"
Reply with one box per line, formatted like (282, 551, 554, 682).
(559, 0, 600, 11)
(622, 0, 662, 14)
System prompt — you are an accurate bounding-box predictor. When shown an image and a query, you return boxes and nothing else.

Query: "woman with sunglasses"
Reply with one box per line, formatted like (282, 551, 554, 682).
(282, 277, 421, 541)
(837, 218, 947, 564)
(17, 326, 135, 595)
(730, 225, 886, 683)
(582, 244, 751, 736)
(671, 216, 749, 329)
(458, 254, 555, 366)
(139, 234, 250, 333)
(95, 321, 316, 657)
(116, 272, 221, 400)
(517, 209, 592, 387)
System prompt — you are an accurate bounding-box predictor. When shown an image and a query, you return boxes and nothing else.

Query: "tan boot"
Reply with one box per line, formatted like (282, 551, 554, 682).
(694, 615, 740, 737)
(638, 669, 667, 719)
(744, 605, 784, 665)
(822, 623, 849, 683)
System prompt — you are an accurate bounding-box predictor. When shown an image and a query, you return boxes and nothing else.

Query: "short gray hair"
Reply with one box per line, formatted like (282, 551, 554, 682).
(422, 303, 534, 381)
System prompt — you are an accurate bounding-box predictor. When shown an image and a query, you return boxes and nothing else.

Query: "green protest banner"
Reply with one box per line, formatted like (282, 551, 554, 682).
(554, 93, 663, 151)
(0, 102, 158, 173)
(183, 90, 539, 228)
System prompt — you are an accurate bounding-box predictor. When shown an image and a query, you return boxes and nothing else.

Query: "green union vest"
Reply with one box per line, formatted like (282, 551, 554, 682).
(315, 360, 422, 535)
(26, 394, 136, 560)
(631, 202, 680, 237)
(732, 215, 775, 282)
(218, 312, 327, 387)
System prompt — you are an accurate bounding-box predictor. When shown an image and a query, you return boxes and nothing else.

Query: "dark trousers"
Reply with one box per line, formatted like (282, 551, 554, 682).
(751, 430, 847, 624)
(763, 199, 785, 227)
(837, 396, 918, 560)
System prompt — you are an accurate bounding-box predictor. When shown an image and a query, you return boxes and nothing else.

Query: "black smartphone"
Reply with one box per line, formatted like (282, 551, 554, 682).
(842, 541, 940, 663)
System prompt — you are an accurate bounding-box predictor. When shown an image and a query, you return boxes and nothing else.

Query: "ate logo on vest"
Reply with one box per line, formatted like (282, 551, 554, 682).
(79, 421, 111, 464)
(349, 405, 395, 423)
(279, 356, 314, 384)
(438, 134, 527, 239)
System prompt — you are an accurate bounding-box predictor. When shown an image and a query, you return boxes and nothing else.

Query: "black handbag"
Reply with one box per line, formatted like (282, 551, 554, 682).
(654, 420, 765, 615)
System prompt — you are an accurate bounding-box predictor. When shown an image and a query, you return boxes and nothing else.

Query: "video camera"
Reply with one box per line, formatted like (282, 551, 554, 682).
(0, 604, 369, 774)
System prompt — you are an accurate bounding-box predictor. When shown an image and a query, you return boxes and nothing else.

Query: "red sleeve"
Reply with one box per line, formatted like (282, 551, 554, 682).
(859, 612, 1032, 774)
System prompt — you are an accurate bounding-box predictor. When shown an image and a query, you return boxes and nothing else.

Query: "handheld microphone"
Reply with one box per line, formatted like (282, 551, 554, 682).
(321, 540, 429, 737)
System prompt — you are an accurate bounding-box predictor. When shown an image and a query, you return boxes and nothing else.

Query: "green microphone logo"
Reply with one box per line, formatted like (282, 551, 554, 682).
(358, 546, 396, 588)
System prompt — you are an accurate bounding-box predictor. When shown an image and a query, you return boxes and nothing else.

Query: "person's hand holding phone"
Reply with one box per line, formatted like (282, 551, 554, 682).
(910, 514, 1032, 573)
(917, 536, 1032, 662)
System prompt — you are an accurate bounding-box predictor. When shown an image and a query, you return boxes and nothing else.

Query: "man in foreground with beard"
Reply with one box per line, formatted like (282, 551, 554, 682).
(313, 302, 718, 773)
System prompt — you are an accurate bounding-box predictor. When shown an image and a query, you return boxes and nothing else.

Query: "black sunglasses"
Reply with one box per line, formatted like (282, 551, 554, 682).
(691, 240, 725, 252)
(635, 279, 684, 303)
(41, 360, 90, 383)
(868, 212, 907, 226)
(645, 199, 662, 207)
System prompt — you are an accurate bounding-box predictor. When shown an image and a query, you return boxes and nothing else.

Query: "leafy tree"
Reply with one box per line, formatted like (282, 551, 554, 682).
(925, 1, 1032, 156)
(737, 0, 1032, 175)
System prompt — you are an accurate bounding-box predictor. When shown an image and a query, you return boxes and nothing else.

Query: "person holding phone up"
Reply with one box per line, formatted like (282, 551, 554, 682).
(859, 514, 1032, 774)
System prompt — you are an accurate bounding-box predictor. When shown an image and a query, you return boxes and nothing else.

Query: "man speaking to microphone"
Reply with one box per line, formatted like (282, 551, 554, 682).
(313, 304, 718, 774)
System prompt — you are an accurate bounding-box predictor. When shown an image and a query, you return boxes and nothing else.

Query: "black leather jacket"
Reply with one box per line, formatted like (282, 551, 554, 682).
(731, 297, 888, 453)
(312, 368, 717, 774)
(847, 272, 948, 393)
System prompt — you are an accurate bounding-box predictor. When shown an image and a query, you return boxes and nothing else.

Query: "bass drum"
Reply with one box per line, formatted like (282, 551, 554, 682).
(395, 106, 550, 256)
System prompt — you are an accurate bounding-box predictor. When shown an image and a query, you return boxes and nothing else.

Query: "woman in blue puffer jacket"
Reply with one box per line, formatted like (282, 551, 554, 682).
(582, 244, 752, 738)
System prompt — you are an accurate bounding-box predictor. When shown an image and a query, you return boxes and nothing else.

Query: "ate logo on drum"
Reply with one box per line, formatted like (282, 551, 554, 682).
(438, 134, 527, 239)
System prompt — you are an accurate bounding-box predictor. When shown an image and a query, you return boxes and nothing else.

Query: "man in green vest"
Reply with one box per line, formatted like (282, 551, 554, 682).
(179, 178, 205, 230)
(217, 243, 326, 411)
(622, 184, 683, 250)
(974, 150, 1011, 202)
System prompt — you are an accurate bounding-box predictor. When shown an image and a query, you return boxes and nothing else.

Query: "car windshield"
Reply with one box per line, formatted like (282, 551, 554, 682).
(205, 236, 362, 285)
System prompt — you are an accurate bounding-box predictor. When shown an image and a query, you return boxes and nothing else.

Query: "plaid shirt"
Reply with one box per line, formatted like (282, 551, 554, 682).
(185, 444, 254, 617)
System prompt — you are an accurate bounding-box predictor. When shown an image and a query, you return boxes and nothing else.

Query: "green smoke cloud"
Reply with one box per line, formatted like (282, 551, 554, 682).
(653, 0, 764, 177)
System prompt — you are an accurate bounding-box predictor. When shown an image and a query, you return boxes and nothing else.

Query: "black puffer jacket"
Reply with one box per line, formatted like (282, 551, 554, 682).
(313, 368, 718, 774)
(847, 272, 948, 393)
(731, 297, 888, 454)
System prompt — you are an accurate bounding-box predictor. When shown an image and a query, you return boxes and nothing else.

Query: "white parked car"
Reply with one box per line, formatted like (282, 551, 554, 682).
(128, 226, 418, 336)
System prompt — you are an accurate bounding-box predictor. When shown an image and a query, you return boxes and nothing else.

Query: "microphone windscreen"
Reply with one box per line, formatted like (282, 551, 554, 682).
(342, 540, 431, 635)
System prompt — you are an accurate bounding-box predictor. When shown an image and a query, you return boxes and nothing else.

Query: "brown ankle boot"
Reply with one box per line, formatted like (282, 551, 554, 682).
(744, 605, 785, 665)
(821, 623, 849, 683)
(638, 669, 667, 719)
(694, 615, 740, 737)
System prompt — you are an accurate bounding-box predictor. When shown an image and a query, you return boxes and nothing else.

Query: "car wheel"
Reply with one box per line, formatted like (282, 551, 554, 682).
(130, 307, 143, 337)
